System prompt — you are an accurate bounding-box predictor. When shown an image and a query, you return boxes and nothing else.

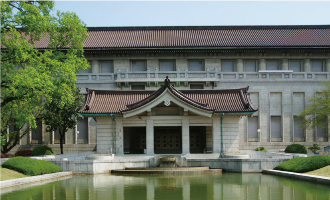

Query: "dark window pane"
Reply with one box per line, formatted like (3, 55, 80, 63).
(101, 62, 113, 73)
(289, 61, 301, 72)
(160, 61, 175, 71)
(245, 61, 256, 72)
(190, 85, 203, 89)
(294, 117, 304, 138)
(267, 61, 279, 70)
(132, 61, 146, 71)
(132, 85, 145, 90)
(188, 61, 203, 71)
(248, 117, 258, 138)
(312, 61, 323, 72)
(222, 61, 234, 72)
(271, 116, 281, 138)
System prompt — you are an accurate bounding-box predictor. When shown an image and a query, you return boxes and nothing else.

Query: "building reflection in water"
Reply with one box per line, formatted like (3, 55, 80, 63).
(1, 173, 330, 200)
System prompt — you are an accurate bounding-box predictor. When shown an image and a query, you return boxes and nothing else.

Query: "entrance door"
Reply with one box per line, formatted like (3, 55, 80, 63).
(154, 127, 182, 154)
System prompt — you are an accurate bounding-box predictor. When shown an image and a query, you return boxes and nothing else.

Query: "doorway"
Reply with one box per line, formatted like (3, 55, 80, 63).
(154, 127, 182, 154)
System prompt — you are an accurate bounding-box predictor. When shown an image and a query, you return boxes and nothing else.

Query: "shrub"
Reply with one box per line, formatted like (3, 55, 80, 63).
(15, 150, 32, 157)
(284, 144, 307, 154)
(2, 157, 62, 176)
(308, 143, 321, 154)
(274, 155, 330, 173)
(254, 147, 268, 152)
(1, 153, 13, 158)
(31, 146, 54, 156)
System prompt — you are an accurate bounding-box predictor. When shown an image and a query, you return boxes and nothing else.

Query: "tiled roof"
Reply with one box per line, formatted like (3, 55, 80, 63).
(79, 77, 257, 115)
(30, 25, 330, 49)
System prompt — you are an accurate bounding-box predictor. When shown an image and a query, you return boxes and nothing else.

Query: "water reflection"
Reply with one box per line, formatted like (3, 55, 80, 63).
(1, 173, 330, 200)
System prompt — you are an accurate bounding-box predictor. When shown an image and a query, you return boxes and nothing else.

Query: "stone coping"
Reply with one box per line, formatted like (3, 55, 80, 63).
(0, 171, 73, 189)
(111, 169, 222, 175)
(186, 158, 290, 162)
(262, 170, 330, 185)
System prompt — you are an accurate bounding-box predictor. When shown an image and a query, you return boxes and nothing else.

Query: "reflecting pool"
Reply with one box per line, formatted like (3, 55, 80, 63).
(1, 173, 330, 200)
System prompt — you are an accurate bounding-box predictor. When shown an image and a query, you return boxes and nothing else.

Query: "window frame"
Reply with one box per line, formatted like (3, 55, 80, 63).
(311, 60, 324, 72)
(189, 84, 204, 89)
(266, 60, 280, 70)
(289, 60, 303, 72)
(131, 84, 146, 90)
(188, 60, 204, 71)
(131, 60, 147, 72)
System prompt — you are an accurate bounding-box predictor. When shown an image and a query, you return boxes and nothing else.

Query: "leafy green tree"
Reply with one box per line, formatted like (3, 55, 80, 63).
(43, 88, 84, 154)
(297, 81, 330, 131)
(1, 1, 89, 153)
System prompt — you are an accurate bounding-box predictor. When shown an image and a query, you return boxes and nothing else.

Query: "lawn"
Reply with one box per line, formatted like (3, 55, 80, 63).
(305, 165, 330, 178)
(1, 167, 30, 181)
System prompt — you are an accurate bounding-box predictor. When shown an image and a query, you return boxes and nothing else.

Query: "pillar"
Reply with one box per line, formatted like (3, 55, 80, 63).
(146, 120, 154, 154)
(326, 59, 330, 72)
(282, 59, 288, 70)
(91, 60, 99, 73)
(259, 59, 266, 70)
(304, 59, 311, 72)
(182, 119, 189, 154)
(212, 118, 220, 153)
(237, 58, 243, 72)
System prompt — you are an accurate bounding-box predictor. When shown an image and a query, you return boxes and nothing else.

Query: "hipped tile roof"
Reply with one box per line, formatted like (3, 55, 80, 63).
(30, 25, 330, 49)
(79, 77, 257, 115)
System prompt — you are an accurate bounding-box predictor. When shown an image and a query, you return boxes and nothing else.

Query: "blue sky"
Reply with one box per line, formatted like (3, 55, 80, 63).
(54, 1, 330, 27)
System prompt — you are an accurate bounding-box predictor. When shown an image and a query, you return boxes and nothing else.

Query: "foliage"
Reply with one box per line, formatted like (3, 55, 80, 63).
(297, 81, 330, 130)
(2, 157, 62, 176)
(31, 146, 54, 156)
(254, 147, 268, 152)
(274, 155, 330, 173)
(15, 150, 32, 157)
(308, 143, 321, 154)
(0, 1, 89, 153)
(43, 88, 84, 154)
(284, 144, 307, 154)
(1, 153, 14, 158)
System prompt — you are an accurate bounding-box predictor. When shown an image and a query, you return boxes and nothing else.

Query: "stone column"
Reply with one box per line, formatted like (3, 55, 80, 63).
(212, 118, 220, 153)
(304, 59, 311, 72)
(259, 59, 266, 70)
(182, 119, 189, 154)
(326, 59, 330, 72)
(116, 120, 123, 154)
(237, 58, 243, 72)
(91, 60, 99, 73)
(146, 120, 154, 154)
(282, 59, 288, 70)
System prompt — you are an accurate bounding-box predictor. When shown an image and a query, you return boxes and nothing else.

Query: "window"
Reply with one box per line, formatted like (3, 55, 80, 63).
(132, 61, 147, 71)
(312, 60, 323, 72)
(267, 61, 279, 70)
(244, 61, 257, 72)
(131, 85, 145, 90)
(271, 116, 281, 138)
(317, 118, 327, 138)
(248, 116, 259, 139)
(222, 61, 234, 72)
(100, 61, 113, 73)
(190, 84, 204, 89)
(188, 61, 204, 71)
(32, 120, 42, 144)
(289, 61, 301, 72)
(77, 118, 88, 144)
(294, 116, 304, 138)
(160, 60, 175, 71)
(78, 61, 92, 73)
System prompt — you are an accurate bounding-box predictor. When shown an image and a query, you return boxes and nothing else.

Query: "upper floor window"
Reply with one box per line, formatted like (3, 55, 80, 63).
(244, 60, 257, 72)
(132, 61, 147, 71)
(267, 60, 279, 70)
(131, 85, 145, 90)
(100, 61, 113, 73)
(78, 61, 92, 73)
(160, 60, 175, 71)
(289, 61, 301, 72)
(188, 60, 204, 71)
(190, 84, 204, 89)
(312, 60, 324, 72)
(222, 60, 234, 72)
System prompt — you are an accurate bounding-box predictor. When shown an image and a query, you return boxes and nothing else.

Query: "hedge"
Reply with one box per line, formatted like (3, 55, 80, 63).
(2, 157, 62, 176)
(274, 155, 330, 173)
(15, 150, 32, 157)
(31, 146, 54, 156)
(284, 144, 307, 154)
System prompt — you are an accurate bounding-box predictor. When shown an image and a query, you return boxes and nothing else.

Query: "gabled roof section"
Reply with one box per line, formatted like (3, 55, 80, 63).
(79, 77, 257, 115)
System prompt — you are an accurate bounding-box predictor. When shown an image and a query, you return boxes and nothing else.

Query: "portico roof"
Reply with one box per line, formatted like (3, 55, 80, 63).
(79, 77, 257, 116)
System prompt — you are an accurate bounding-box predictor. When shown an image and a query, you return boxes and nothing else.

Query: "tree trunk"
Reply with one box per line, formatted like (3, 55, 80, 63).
(59, 129, 64, 154)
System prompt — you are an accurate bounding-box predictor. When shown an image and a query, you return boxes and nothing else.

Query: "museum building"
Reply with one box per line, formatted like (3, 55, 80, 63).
(13, 25, 330, 154)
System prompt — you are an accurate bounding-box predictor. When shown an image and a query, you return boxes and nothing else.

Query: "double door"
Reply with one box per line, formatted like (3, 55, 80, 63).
(154, 127, 181, 150)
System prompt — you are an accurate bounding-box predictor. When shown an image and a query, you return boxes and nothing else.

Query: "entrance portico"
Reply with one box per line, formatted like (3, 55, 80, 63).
(79, 77, 257, 155)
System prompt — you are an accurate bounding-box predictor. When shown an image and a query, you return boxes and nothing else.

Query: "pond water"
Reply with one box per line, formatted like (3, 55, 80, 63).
(1, 173, 330, 200)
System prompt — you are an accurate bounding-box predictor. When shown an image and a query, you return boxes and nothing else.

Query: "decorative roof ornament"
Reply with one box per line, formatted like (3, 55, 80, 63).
(164, 99, 171, 106)
(164, 76, 170, 86)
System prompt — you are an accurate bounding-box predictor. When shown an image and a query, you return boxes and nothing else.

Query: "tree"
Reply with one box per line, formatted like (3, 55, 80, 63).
(43, 88, 84, 154)
(1, 1, 89, 153)
(297, 81, 330, 131)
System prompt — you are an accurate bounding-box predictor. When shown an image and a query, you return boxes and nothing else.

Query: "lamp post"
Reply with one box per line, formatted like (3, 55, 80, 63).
(257, 129, 261, 151)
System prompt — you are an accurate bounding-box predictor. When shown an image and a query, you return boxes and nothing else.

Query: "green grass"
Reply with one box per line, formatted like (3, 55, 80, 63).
(305, 165, 330, 178)
(1, 167, 30, 181)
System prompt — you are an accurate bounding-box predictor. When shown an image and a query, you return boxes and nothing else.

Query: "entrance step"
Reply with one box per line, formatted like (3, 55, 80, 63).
(111, 167, 222, 174)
